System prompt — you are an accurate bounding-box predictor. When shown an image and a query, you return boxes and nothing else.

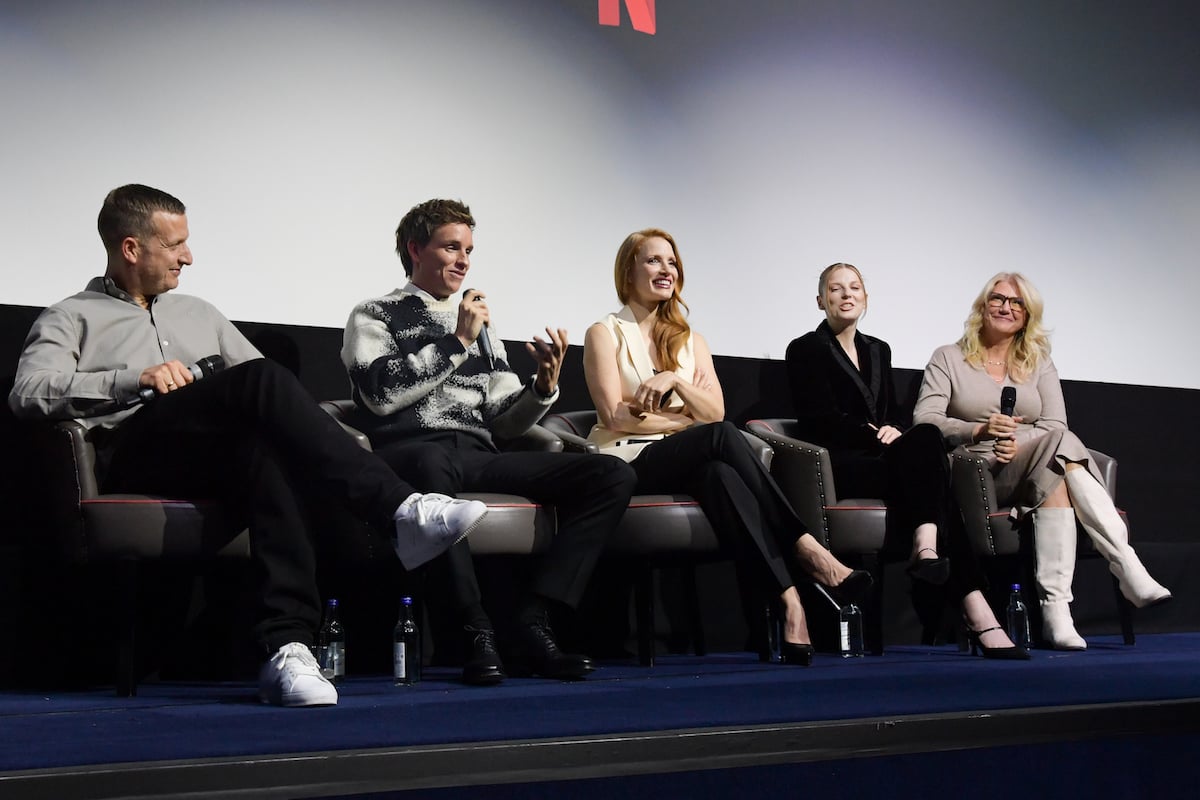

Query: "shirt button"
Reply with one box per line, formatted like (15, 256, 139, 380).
(162, 340, 169, 346)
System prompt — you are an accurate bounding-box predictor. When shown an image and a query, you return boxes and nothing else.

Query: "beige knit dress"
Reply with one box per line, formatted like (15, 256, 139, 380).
(913, 344, 1103, 517)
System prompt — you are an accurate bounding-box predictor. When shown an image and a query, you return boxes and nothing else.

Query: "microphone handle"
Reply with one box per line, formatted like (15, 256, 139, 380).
(478, 322, 495, 369)
(131, 356, 226, 405)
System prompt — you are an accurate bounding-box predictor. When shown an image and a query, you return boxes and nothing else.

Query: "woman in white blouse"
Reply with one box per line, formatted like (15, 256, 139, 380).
(913, 272, 1170, 649)
(583, 228, 873, 666)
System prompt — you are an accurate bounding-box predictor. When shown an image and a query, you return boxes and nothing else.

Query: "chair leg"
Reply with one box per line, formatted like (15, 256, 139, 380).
(1113, 574, 1136, 645)
(862, 553, 885, 656)
(116, 560, 139, 698)
(633, 568, 656, 667)
(682, 564, 706, 657)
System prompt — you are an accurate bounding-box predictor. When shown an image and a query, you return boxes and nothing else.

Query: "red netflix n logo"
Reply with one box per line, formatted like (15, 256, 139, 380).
(598, 0, 656, 35)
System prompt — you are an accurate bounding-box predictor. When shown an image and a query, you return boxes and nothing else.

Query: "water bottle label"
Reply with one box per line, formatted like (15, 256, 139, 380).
(840, 621, 850, 652)
(394, 643, 407, 680)
(327, 642, 345, 678)
(315, 645, 331, 679)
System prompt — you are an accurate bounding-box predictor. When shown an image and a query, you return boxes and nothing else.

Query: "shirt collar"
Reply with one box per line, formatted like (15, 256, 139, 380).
(88, 276, 151, 308)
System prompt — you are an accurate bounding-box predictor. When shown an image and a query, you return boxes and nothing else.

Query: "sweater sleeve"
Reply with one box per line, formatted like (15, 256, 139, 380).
(1030, 358, 1068, 435)
(341, 296, 469, 417)
(913, 346, 979, 447)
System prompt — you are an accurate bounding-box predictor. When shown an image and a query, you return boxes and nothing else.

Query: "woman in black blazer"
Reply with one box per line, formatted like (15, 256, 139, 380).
(785, 263, 1026, 659)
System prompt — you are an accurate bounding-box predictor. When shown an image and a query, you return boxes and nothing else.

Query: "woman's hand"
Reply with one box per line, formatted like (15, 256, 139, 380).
(975, 412, 1023, 443)
(631, 370, 678, 414)
(874, 424, 902, 445)
(984, 412, 1023, 462)
(993, 435, 1019, 463)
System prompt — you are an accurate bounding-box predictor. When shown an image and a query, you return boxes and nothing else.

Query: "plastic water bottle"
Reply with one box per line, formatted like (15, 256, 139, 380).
(839, 603, 865, 657)
(317, 598, 345, 684)
(394, 596, 421, 686)
(1006, 584, 1031, 650)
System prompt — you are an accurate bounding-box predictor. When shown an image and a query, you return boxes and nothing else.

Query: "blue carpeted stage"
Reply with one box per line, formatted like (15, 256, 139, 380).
(2, 634, 1200, 799)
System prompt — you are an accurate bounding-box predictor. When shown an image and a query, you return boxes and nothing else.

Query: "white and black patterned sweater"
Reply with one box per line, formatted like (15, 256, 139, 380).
(340, 285, 555, 449)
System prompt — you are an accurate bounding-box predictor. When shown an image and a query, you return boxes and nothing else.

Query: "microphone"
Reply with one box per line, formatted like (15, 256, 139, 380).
(1000, 386, 1016, 418)
(129, 354, 226, 406)
(464, 289, 495, 369)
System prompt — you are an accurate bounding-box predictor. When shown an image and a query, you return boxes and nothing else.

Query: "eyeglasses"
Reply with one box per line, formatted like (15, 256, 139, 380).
(986, 293, 1026, 312)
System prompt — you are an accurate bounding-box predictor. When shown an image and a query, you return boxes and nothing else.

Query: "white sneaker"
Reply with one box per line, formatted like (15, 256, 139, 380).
(392, 492, 488, 569)
(258, 642, 338, 707)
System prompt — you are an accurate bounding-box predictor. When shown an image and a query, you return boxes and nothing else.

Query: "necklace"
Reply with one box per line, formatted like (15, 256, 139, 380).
(984, 359, 1007, 367)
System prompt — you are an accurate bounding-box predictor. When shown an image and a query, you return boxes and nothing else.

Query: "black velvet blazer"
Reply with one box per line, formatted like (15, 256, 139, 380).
(784, 321, 903, 454)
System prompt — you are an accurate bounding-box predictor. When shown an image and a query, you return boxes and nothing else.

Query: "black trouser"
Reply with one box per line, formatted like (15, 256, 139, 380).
(373, 431, 637, 628)
(831, 423, 984, 600)
(102, 359, 415, 655)
(631, 421, 802, 594)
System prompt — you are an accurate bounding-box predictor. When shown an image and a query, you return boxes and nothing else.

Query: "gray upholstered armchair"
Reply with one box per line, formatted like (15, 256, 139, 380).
(26, 419, 251, 696)
(320, 400, 562, 559)
(542, 410, 776, 665)
(743, 418, 888, 654)
(950, 446, 1134, 644)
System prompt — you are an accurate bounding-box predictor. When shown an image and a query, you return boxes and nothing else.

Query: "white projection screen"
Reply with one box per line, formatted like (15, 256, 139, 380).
(2, 0, 1197, 389)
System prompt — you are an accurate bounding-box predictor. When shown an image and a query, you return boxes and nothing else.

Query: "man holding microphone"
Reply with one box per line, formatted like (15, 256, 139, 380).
(341, 199, 636, 685)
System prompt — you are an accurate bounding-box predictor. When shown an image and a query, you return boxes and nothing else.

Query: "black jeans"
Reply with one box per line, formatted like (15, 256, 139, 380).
(831, 423, 984, 600)
(373, 431, 637, 628)
(102, 359, 415, 655)
(632, 421, 804, 594)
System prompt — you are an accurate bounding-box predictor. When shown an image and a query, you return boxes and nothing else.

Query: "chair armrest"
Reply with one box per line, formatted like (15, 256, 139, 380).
(318, 400, 373, 452)
(1087, 449, 1117, 499)
(950, 449, 1009, 556)
(498, 424, 565, 453)
(745, 420, 834, 547)
(553, 429, 599, 454)
(739, 429, 773, 471)
(17, 420, 96, 561)
(540, 415, 600, 454)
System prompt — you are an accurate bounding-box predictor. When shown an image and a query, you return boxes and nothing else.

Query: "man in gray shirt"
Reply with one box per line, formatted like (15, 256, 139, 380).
(9, 184, 488, 707)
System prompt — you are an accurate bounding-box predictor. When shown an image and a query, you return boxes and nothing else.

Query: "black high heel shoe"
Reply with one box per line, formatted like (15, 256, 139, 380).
(780, 641, 814, 666)
(961, 624, 1031, 661)
(815, 569, 874, 609)
(906, 548, 950, 585)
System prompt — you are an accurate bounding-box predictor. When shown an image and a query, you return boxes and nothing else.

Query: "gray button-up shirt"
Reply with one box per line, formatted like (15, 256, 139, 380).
(8, 276, 262, 430)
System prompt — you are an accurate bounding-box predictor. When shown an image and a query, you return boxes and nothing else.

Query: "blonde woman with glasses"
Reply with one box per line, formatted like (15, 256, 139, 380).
(913, 273, 1170, 649)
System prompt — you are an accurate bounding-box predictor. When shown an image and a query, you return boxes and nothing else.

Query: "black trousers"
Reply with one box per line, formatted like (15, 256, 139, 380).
(830, 423, 984, 600)
(372, 431, 637, 627)
(631, 421, 803, 594)
(102, 360, 415, 655)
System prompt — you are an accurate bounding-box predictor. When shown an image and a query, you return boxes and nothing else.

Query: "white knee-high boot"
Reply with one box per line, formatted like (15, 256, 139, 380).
(1064, 470, 1171, 608)
(1034, 507, 1087, 650)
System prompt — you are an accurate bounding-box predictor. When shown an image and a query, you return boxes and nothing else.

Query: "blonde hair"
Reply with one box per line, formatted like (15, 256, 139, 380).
(957, 272, 1051, 383)
(614, 228, 691, 372)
